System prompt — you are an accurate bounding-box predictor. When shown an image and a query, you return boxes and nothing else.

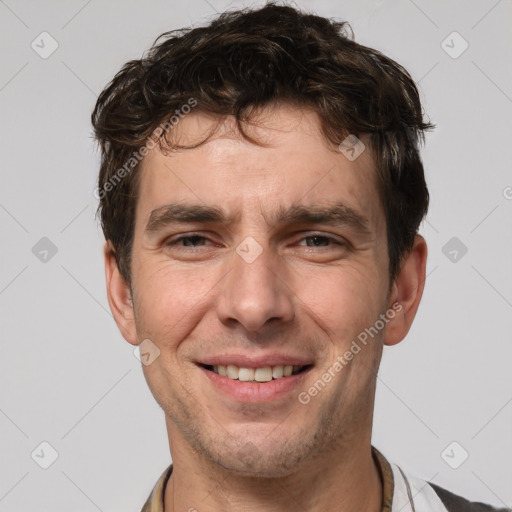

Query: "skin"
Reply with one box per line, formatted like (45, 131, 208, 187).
(105, 104, 427, 511)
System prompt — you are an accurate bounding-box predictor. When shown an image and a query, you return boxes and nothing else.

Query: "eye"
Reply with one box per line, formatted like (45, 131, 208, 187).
(165, 234, 213, 249)
(162, 232, 348, 258)
(296, 234, 346, 249)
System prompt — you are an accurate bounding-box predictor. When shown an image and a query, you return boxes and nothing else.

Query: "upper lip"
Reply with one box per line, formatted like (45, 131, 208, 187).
(197, 353, 314, 368)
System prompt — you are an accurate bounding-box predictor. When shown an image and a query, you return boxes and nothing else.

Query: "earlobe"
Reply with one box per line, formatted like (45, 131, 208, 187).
(383, 235, 428, 346)
(104, 241, 138, 345)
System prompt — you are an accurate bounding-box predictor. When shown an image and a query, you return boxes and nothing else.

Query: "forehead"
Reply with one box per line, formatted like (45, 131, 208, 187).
(136, 105, 384, 232)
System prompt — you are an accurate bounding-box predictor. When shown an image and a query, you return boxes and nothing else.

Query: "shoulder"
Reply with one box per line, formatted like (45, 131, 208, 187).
(381, 451, 509, 512)
(429, 482, 511, 512)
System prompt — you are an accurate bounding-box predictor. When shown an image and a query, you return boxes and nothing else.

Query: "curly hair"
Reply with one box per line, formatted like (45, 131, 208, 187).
(92, 1, 433, 284)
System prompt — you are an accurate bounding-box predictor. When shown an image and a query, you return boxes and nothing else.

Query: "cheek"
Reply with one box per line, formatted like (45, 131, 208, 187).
(296, 262, 388, 355)
(132, 262, 214, 347)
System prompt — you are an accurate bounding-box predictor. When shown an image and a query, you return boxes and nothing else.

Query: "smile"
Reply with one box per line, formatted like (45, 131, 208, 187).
(197, 361, 314, 402)
(201, 364, 311, 382)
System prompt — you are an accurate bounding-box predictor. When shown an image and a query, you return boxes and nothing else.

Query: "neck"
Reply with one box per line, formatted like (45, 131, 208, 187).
(164, 433, 382, 512)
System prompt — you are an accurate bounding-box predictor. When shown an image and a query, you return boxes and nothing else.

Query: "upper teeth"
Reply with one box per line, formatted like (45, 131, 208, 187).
(213, 364, 302, 382)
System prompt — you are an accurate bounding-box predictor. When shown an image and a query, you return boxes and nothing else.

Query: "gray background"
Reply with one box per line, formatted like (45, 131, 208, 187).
(1, 0, 511, 510)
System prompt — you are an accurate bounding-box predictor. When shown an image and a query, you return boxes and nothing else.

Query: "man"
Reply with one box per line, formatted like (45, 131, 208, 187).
(92, 3, 507, 511)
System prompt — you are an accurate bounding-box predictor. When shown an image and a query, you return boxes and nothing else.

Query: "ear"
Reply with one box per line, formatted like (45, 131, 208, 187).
(384, 235, 428, 346)
(104, 240, 138, 345)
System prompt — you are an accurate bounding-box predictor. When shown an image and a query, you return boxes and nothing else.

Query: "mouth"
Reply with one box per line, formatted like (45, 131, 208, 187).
(199, 363, 313, 383)
(196, 360, 314, 403)
(195, 352, 315, 403)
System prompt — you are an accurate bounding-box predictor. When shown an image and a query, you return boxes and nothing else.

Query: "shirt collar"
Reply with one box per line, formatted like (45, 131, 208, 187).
(141, 445, 394, 512)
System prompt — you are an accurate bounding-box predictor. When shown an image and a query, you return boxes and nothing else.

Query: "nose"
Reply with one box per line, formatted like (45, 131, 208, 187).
(216, 242, 295, 332)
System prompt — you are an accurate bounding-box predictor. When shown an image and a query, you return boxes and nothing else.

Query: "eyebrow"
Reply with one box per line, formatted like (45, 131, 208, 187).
(145, 201, 370, 234)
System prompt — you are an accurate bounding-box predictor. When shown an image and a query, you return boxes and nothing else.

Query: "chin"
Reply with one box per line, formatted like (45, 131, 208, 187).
(202, 431, 315, 479)
(216, 451, 304, 479)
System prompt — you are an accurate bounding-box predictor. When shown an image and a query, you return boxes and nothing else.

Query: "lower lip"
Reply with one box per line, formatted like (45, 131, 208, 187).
(199, 365, 312, 403)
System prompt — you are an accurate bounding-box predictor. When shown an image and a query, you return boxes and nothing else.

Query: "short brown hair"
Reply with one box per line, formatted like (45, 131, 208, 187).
(92, 2, 433, 284)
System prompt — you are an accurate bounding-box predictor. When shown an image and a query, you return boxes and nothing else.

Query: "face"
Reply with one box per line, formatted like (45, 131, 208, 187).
(108, 105, 416, 478)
